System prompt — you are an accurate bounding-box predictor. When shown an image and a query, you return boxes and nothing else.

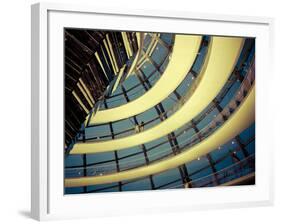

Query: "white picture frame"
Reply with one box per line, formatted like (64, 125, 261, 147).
(31, 2, 275, 221)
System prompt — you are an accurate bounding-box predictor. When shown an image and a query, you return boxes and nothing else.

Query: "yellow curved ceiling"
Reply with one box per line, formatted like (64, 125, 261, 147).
(65, 85, 255, 187)
(89, 35, 202, 125)
(70, 37, 244, 154)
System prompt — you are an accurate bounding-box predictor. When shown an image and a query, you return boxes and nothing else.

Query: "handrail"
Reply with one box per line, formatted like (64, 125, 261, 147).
(81, 37, 210, 140)
(68, 57, 254, 156)
(166, 154, 255, 189)
(65, 84, 255, 187)
(70, 37, 245, 154)
(65, 64, 254, 177)
(83, 145, 255, 192)
(87, 35, 203, 125)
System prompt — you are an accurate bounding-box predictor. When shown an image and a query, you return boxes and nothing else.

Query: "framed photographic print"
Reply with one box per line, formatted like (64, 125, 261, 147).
(31, 2, 274, 221)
